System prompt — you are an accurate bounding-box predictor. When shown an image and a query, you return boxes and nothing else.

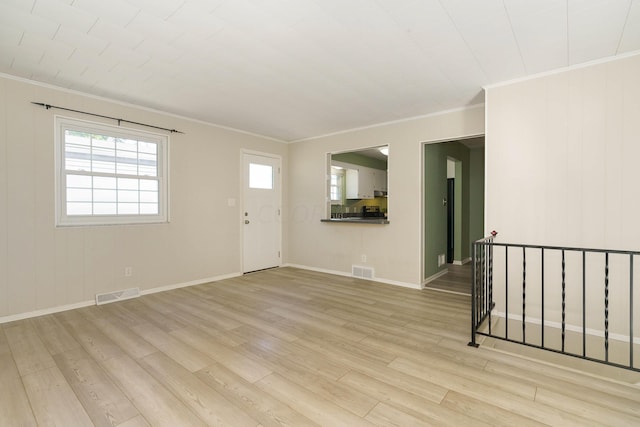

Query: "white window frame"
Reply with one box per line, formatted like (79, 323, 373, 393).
(55, 116, 169, 226)
(330, 167, 344, 204)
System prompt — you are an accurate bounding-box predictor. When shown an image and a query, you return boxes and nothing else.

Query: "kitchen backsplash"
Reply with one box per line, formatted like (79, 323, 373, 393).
(331, 196, 388, 214)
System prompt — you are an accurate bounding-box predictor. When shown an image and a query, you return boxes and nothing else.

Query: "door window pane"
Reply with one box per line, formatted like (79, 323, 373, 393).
(249, 163, 273, 189)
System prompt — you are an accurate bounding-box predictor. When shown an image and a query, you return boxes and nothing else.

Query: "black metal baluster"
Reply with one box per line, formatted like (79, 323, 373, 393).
(469, 242, 478, 347)
(477, 243, 481, 342)
(475, 245, 480, 328)
(481, 244, 485, 327)
(488, 240, 493, 335)
(505, 246, 509, 341)
(582, 251, 586, 358)
(522, 247, 526, 344)
(474, 245, 478, 327)
(562, 250, 566, 353)
(630, 254, 634, 368)
(541, 248, 545, 347)
(481, 243, 484, 323)
(605, 252, 610, 363)
(486, 243, 490, 321)
(486, 242, 490, 326)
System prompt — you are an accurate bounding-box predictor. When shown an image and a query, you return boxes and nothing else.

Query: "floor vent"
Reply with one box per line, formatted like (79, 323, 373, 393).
(352, 265, 374, 279)
(95, 287, 140, 306)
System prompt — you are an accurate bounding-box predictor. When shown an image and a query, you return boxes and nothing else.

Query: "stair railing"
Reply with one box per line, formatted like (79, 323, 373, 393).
(469, 234, 639, 373)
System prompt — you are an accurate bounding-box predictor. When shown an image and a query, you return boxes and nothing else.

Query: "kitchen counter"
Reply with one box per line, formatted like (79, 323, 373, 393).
(321, 217, 389, 224)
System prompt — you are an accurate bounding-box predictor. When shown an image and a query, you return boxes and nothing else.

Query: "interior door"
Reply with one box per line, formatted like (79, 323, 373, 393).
(242, 153, 281, 273)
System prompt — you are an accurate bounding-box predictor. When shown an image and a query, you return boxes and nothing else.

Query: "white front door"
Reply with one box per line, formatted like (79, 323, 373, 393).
(242, 153, 281, 273)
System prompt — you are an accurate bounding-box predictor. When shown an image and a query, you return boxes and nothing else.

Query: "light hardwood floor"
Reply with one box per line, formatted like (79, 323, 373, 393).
(1, 267, 639, 426)
(424, 263, 472, 295)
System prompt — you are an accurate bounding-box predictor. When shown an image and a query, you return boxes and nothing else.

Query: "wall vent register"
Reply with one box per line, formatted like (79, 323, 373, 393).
(352, 265, 374, 279)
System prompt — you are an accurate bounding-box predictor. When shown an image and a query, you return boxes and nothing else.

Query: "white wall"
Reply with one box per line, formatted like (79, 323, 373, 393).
(0, 75, 287, 320)
(485, 53, 640, 339)
(0, 74, 484, 320)
(287, 106, 484, 287)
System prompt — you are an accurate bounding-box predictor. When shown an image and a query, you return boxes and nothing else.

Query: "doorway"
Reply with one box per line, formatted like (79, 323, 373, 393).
(242, 152, 281, 273)
(446, 157, 461, 265)
(422, 137, 484, 290)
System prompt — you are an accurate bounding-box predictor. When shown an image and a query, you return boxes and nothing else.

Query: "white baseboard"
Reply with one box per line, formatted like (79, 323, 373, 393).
(0, 271, 243, 325)
(422, 268, 449, 285)
(0, 300, 95, 324)
(375, 276, 422, 290)
(284, 263, 353, 277)
(453, 257, 472, 266)
(139, 272, 242, 296)
(283, 263, 421, 290)
(0, 266, 425, 324)
(494, 311, 640, 345)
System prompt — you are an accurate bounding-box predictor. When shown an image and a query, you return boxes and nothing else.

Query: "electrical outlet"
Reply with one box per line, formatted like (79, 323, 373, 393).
(437, 254, 445, 267)
(124, 266, 133, 277)
(361, 254, 367, 263)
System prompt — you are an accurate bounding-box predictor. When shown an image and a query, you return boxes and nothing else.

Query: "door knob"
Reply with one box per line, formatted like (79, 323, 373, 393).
(245, 220, 250, 224)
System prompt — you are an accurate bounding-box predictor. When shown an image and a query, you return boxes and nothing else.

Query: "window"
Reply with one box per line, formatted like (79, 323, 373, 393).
(249, 163, 273, 189)
(330, 167, 344, 203)
(55, 116, 168, 226)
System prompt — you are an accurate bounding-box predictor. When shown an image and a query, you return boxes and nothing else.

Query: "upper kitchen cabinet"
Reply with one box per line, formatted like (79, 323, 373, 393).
(373, 169, 387, 193)
(346, 166, 375, 199)
(345, 165, 387, 199)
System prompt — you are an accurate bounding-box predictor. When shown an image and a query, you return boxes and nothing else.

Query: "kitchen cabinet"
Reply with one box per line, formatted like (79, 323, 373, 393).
(373, 169, 387, 192)
(346, 167, 374, 199)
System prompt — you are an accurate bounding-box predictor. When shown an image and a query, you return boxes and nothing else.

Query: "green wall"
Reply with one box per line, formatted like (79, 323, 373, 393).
(424, 141, 484, 279)
(332, 152, 387, 170)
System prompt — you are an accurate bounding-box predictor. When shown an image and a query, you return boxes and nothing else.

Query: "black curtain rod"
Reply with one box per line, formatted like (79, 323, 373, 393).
(31, 102, 184, 134)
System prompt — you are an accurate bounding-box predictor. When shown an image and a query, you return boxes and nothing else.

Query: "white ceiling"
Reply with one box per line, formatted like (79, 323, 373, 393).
(353, 146, 389, 162)
(1, 0, 639, 142)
